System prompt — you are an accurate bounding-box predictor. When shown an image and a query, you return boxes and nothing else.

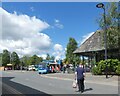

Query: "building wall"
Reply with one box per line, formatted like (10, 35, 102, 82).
(0, 66, 4, 71)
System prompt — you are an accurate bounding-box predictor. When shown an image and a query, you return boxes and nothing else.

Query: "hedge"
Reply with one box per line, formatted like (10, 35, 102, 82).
(92, 59, 120, 75)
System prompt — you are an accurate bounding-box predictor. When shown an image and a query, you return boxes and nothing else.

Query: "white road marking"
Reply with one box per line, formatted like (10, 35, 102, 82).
(48, 83, 54, 86)
(41, 75, 118, 87)
(25, 78, 29, 80)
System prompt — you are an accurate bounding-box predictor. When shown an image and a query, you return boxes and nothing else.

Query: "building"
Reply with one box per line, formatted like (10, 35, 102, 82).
(73, 30, 119, 67)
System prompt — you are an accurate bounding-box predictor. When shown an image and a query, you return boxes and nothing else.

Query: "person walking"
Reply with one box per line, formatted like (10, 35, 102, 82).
(63, 65, 66, 73)
(75, 64, 85, 93)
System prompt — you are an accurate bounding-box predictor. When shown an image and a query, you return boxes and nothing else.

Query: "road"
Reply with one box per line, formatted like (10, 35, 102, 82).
(0, 71, 119, 95)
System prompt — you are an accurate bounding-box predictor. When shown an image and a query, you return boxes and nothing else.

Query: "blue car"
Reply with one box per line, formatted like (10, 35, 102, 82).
(38, 63, 49, 74)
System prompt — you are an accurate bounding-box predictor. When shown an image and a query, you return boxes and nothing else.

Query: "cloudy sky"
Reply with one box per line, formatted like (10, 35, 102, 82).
(1, 2, 104, 59)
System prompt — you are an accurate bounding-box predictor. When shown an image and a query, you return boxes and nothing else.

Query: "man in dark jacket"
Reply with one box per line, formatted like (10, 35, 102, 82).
(75, 64, 85, 93)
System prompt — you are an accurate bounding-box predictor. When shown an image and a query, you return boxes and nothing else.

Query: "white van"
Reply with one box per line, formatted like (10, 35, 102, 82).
(27, 65, 35, 71)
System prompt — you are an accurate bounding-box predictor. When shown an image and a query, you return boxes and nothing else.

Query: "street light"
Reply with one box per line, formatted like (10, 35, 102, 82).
(96, 3, 108, 78)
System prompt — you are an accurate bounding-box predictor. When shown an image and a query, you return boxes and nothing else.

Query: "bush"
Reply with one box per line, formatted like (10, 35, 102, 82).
(92, 66, 102, 75)
(116, 63, 120, 75)
(111, 59, 120, 72)
(92, 59, 120, 75)
(97, 60, 106, 72)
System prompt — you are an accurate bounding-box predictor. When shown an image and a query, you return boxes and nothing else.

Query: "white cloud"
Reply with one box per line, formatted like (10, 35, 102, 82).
(0, 8, 52, 57)
(54, 19, 59, 23)
(65, 48, 67, 51)
(55, 55, 61, 60)
(55, 23, 64, 29)
(53, 44, 64, 60)
(54, 19, 64, 29)
(30, 7, 34, 12)
(53, 44, 63, 51)
(39, 54, 47, 59)
(80, 32, 95, 45)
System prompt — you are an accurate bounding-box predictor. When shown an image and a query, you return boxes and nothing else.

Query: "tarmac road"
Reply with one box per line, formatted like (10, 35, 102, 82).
(0, 71, 119, 95)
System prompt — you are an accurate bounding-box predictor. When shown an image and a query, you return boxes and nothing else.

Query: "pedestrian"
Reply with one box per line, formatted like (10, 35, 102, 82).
(52, 65, 55, 73)
(63, 65, 66, 73)
(75, 63, 85, 93)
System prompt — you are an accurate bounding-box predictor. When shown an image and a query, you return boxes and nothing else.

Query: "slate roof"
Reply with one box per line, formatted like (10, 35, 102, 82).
(74, 30, 105, 54)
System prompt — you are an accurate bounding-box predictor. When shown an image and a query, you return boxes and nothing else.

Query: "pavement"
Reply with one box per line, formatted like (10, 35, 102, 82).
(40, 72, 119, 87)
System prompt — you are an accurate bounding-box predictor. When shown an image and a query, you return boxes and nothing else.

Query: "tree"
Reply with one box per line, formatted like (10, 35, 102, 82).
(50, 56, 55, 61)
(2, 50, 10, 66)
(39, 57, 43, 62)
(28, 55, 43, 65)
(65, 37, 80, 64)
(11, 52, 20, 69)
(29, 55, 37, 65)
(46, 53, 50, 60)
(97, 2, 119, 49)
(73, 54, 81, 65)
(0, 53, 2, 65)
(35, 55, 43, 64)
(21, 56, 30, 66)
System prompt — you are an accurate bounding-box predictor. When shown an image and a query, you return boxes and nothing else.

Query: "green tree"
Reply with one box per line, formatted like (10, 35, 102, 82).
(66, 37, 80, 64)
(46, 53, 50, 60)
(0, 53, 2, 65)
(29, 55, 37, 65)
(11, 52, 20, 69)
(97, 2, 119, 49)
(28, 55, 43, 65)
(21, 56, 30, 66)
(38, 57, 43, 63)
(73, 54, 81, 65)
(2, 50, 10, 66)
(35, 55, 43, 64)
(50, 56, 55, 61)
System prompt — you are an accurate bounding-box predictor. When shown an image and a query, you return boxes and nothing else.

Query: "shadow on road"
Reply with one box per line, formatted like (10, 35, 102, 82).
(1, 77, 52, 96)
(84, 88, 93, 92)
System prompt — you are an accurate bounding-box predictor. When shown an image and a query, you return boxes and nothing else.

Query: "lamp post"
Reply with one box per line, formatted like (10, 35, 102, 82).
(96, 3, 108, 78)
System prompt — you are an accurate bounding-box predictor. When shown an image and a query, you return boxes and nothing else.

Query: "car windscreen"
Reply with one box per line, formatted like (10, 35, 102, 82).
(38, 64, 46, 69)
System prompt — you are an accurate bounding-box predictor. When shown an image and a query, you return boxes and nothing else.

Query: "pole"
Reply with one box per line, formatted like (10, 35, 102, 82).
(103, 7, 108, 78)
(118, 2, 120, 61)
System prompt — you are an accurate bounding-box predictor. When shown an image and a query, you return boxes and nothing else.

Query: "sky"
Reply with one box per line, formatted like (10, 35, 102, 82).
(1, 2, 107, 60)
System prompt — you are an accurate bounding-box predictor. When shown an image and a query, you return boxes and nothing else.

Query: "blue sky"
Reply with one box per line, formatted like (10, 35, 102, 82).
(1, 2, 107, 59)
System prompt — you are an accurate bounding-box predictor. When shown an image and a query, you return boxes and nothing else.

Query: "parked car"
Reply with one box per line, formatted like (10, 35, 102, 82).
(38, 63, 48, 74)
(27, 66, 32, 71)
(27, 65, 35, 71)
(22, 66, 27, 70)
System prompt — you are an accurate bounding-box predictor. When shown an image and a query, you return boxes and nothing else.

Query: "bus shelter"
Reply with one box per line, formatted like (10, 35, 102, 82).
(73, 30, 119, 68)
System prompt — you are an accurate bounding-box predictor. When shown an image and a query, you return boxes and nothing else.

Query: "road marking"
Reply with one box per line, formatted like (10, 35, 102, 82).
(3, 71, 26, 73)
(25, 78, 29, 81)
(41, 75, 74, 81)
(41, 75, 118, 87)
(4, 71, 12, 73)
(48, 83, 54, 86)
